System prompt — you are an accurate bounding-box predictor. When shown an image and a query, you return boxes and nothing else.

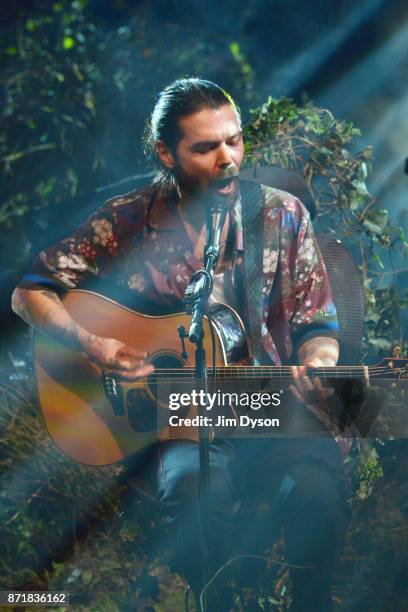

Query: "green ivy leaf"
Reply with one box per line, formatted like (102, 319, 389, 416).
(63, 36, 75, 50)
(362, 210, 388, 235)
(230, 42, 240, 58)
(369, 337, 392, 350)
(372, 251, 385, 269)
(364, 311, 380, 323)
(352, 179, 369, 196)
(26, 18, 37, 32)
(359, 161, 368, 180)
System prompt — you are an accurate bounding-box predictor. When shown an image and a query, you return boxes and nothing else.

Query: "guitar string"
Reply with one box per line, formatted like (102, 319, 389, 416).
(131, 366, 405, 373)
(129, 366, 405, 376)
(139, 371, 406, 379)
(122, 369, 406, 382)
(124, 377, 405, 384)
(142, 378, 406, 383)
(139, 373, 408, 380)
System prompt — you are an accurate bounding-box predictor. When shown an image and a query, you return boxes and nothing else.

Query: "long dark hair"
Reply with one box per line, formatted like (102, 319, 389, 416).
(144, 78, 239, 197)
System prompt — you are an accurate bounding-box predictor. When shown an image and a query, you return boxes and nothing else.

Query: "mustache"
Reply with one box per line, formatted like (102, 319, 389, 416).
(212, 169, 240, 185)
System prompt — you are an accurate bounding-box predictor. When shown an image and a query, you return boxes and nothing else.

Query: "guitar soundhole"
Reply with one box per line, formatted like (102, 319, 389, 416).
(147, 352, 186, 395)
(149, 352, 186, 370)
(147, 352, 189, 414)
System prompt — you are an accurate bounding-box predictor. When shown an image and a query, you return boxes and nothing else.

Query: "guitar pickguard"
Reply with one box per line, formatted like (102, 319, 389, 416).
(209, 303, 248, 364)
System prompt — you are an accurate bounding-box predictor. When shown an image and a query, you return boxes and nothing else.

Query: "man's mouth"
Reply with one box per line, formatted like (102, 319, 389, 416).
(214, 176, 237, 194)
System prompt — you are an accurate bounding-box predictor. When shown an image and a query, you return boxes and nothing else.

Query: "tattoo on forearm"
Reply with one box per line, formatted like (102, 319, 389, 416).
(13, 287, 86, 351)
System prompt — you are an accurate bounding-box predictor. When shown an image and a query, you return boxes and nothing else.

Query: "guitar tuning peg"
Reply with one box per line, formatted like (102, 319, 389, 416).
(392, 345, 401, 358)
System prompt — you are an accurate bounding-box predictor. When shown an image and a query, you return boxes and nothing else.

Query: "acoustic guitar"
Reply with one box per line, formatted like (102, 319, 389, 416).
(34, 290, 408, 465)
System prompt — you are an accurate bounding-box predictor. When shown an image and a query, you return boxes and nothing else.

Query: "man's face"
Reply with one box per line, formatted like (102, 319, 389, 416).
(158, 104, 244, 200)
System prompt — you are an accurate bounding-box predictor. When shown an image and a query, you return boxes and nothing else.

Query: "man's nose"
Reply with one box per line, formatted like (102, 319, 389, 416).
(216, 144, 234, 169)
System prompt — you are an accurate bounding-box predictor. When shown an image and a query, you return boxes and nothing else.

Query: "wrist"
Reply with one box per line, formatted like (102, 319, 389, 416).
(76, 328, 98, 354)
(303, 356, 337, 367)
(298, 336, 339, 367)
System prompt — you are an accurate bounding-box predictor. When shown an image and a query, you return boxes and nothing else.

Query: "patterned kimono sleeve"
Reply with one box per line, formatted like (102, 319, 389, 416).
(289, 212, 339, 354)
(17, 198, 132, 292)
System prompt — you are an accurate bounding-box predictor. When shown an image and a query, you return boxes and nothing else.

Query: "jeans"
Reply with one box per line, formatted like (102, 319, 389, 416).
(124, 437, 350, 611)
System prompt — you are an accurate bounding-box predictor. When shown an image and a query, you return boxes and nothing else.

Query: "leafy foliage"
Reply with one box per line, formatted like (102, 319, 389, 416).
(355, 445, 384, 501)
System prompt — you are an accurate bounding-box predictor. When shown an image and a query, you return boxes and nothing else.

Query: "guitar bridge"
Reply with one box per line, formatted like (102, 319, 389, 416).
(102, 373, 125, 415)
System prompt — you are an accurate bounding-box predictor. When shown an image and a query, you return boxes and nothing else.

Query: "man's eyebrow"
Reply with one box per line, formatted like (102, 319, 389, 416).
(190, 139, 219, 149)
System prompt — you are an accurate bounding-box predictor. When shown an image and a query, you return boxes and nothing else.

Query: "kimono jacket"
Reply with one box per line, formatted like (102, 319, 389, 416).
(19, 183, 338, 365)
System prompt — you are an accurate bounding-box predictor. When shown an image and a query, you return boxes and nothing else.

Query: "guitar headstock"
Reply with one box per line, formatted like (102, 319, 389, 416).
(378, 356, 408, 378)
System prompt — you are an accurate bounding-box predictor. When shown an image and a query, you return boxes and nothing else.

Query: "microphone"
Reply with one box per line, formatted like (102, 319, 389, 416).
(204, 194, 227, 270)
(186, 194, 227, 344)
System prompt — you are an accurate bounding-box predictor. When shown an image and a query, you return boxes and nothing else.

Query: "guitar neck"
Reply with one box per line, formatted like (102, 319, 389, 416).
(143, 364, 405, 384)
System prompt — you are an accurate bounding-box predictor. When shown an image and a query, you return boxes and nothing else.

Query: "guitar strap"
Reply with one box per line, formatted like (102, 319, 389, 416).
(239, 179, 265, 366)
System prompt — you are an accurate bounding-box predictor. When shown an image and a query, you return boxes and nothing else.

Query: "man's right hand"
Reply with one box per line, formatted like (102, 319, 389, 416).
(81, 335, 155, 381)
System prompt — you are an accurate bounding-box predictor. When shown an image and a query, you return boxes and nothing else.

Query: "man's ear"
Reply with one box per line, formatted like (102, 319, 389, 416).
(156, 140, 175, 170)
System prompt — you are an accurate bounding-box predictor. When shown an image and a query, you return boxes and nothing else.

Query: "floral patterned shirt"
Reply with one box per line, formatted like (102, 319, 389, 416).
(20, 183, 339, 364)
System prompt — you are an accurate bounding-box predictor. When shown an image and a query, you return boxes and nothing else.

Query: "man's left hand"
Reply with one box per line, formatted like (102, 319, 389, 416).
(290, 359, 335, 408)
(289, 337, 340, 433)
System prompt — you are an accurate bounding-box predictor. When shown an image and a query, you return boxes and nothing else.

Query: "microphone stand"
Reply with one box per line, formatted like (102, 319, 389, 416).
(182, 199, 226, 611)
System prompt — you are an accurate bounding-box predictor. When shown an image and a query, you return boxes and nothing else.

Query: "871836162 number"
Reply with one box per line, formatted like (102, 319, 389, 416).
(0, 592, 70, 607)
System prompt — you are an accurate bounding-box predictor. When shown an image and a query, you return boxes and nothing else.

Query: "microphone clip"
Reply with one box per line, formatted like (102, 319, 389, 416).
(204, 195, 227, 271)
(204, 242, 221, 270)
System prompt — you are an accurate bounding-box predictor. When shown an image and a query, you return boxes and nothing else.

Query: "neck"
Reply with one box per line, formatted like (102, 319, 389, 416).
(177, 191, 207, 232)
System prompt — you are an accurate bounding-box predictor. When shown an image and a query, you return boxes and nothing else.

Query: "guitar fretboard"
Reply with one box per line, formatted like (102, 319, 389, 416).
(143, 365, 406, 383)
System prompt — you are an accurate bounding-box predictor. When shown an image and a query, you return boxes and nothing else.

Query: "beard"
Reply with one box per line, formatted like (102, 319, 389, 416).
(173, 165, 203, 198)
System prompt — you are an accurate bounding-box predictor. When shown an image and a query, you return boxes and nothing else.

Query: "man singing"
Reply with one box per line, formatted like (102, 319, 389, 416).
(12, 78, 349, 611)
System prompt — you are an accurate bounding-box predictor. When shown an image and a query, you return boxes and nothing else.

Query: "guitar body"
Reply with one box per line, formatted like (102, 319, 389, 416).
(35, 290, 248, 465)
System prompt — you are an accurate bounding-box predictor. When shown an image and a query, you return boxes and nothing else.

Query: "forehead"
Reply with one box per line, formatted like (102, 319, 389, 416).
(177, 104, 241, 144)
